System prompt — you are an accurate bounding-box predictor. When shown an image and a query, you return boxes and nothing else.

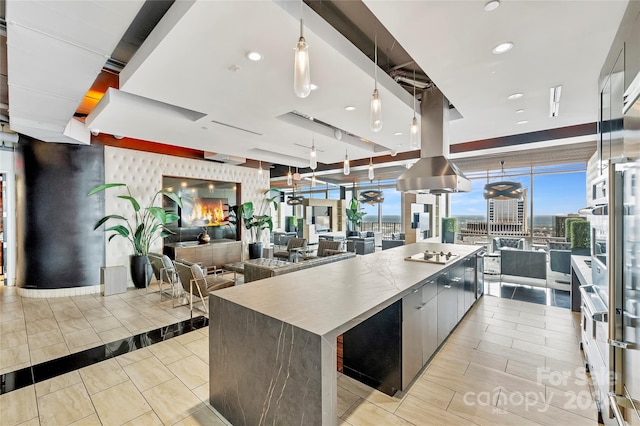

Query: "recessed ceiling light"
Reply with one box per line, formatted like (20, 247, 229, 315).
(484, 0, 500, 11)
(492, 42, 513, 55)
(517, 120, 528, 125)
(394, 132, 403, 136)
(246, 51, 262, 61)
(310, 83, 319, 91)
(344, 106, 356, 111)
(508, 93, 524, 100)
(516, 109, 524, 113)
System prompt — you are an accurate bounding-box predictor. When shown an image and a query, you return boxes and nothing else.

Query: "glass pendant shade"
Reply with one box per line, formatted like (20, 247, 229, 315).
(258, 161, 263, 175)
(293, 20, 310, 98)
(370, 89, 382, 132)
(343, 153, 350, 175)
(311, 173, 316, 188)
(310, 145, 317, 170)
(287, 168, 293, 186)
(368, 159, 374, 181)
(409, 116, 419, 149)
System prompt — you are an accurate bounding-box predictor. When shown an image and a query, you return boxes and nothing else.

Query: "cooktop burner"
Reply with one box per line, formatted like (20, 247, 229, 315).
(404, 251, 460, 265)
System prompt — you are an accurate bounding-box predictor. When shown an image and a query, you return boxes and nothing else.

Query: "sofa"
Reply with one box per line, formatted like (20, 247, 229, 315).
(244, 251, 356, 283)
(492, 237, 525, 251)
(382, 233, 405, 250)
(346, 232, 375, 255)
(500, 249, 547, 285)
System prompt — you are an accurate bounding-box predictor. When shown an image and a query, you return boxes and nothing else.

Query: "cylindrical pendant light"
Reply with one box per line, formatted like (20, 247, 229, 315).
(368, 157, 374, 181)
(409, 70, 419, 149)
(258, 160, 263, 175)
(310, 131, 317, 170)
(343, 150, 350, 175)
(287, 166, 293, 186)
(294, 11, 310, 99)
(311, 172, 316, 188)
(370, 33, 382, 132)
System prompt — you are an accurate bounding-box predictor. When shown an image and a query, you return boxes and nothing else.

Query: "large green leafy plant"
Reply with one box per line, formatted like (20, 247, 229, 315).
(239, 188, 280, 243)
(89, 183, 183, 255)
(346, 197, 366, 230)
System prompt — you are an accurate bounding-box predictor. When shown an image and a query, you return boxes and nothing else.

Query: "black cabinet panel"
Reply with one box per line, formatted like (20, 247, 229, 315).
(343, 300, 402, 396)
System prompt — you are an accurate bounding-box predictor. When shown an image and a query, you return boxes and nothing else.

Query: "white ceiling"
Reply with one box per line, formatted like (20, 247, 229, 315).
(5, 0, 630, 168)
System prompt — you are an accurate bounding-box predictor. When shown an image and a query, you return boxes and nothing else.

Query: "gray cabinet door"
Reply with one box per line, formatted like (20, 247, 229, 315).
(402, 288, 423, 388)
(464, 256, 476, 312)
(421, 291, 438, 363)
(437, 271, 457, 345)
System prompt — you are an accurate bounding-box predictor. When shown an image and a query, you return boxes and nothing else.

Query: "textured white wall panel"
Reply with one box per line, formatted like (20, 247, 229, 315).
(104, 146, 270, 287)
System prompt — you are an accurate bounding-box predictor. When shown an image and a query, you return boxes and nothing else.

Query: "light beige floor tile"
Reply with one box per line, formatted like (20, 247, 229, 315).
(174, 330, 207, 346)
(512, 339, 583, 366)
(30, 342, 70, 365)
(47, 298, 75, 311)
(23, 305, 54, 321)
(505, 359, 541, 383)
(492, 311, 545, 327)
(28, 329, 65, 350)
(545, 385, 598, 421)
(116, 347, 154, 367)
(120, 315, 157, 334)
(476, 340, 545, 368)
(37, 382, 95, 426)
(25, 317, 59, 335)
(546, 334, 580, 351)
(337, 374, 405, 413)
(394, 394, 472, 425)
(0, 385, 38, 425)
(148, 338, 193, 365)
(0, 344, 30, 371)
(123, 355, 174, 392)
(485, 324, 546, 345)
(497, 389, 595, 426)
(122, 410, 164, 426)
(2, 300, 23, 312)
(36, 371, 82, 397)
(343, 398, 414, 426)
(440, 341, 509, 371)
(98, 297, 130, 310)
(184, 336, 209, 363)
(422, 364, 499, 396)
(99, 326, 134, 344)
(428, 353, 470, 375)
(465, 362, 545, 402)
(545, 321, 581, 335)
(0, 308, 25, 323)
(52, 307, 85, 322)
(58, 317, 92, 334)
(173, 406, 230, 426)
(69, 413, 102, 425)
(91, 380, 152, 425)
(142, 377, 205, 425)
(166, 354, 208, 390)
(79, 358, 129, 395)
(447, 333, 481, 349)
(192, 382, 209, 402)
(406, 375, 455, 410)
(64, 328, 101, 351)
(17, 417, 41, 426)
(82, 306, 114, 321)
(446, 391, 539, 426)
(0, 329, 28, 348)
(337, 385, 361, 417)
(110, 306, 143, 319)
(452, 319, 489, 338)
(466, 316, 519, 330)
(0, 318, 26, 334)
(516, 323, 576, 340)
(477, 330, 514, 347)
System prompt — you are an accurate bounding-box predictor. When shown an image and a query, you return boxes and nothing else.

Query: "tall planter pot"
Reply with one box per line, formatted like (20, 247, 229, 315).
(248, 242, 263, 259)
(130, 255, 153, 289)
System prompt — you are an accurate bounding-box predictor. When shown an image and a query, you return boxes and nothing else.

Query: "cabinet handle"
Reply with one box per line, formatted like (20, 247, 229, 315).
(417, 303, 427, 310)
(413, 289, 420, 293)
(451, 277, 462, 282)
(444, 285, 451, 289)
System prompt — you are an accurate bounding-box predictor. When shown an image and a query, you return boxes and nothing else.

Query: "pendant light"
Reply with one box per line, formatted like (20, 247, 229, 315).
(370, 33, 382, 132)
(483, 161, 524, 200)
(409, 69, 419, 149)
(258, 160, 263, 175)
(293, 1, 310, 98)
(368, 157, 375, 181)
(311, 172, 316, 188)
(287, 166, 293, 186)
(343, 150, 350, 175)
(309, 129, 317, 170)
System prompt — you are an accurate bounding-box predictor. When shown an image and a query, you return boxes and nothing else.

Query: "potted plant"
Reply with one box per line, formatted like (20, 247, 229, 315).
(89, 183, 183, 288)
(442, 217, 457, 244)
(345, 197, 366, 236)
(570, 220, 590, 256)
(239, 188, 280, 259)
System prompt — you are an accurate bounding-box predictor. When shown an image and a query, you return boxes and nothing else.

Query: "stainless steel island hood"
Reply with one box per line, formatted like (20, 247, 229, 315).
(396, 87, 471, 194)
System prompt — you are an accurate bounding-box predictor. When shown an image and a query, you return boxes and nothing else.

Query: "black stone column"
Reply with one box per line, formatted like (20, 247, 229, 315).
(16, 139, 105, 289)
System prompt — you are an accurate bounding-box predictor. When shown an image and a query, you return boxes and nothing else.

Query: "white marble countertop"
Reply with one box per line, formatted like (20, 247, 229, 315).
(571, 254, 593, 286)
(212, 242, 482, 338)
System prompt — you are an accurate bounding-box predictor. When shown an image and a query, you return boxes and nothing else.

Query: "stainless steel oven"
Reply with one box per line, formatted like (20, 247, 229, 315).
(589, 202, 610, 305)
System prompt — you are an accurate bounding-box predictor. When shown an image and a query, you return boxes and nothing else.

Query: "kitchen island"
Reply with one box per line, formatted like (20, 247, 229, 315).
(209, 242, 482, 425)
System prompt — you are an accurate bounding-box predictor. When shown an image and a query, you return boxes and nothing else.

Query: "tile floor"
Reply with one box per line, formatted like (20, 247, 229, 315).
(0, 281, 597, 425)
